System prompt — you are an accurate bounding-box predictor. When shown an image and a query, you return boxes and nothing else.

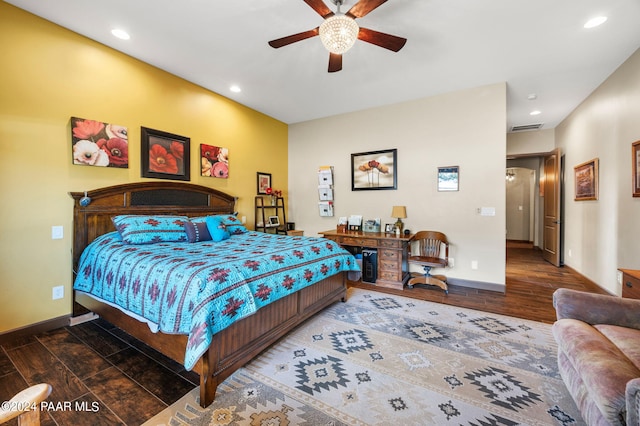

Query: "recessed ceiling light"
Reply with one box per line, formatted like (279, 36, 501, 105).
(584, 16, 607, 29)
(111, 29, 130, 40)
(230, 85, 241, 93)
(530, 110, 542, 116)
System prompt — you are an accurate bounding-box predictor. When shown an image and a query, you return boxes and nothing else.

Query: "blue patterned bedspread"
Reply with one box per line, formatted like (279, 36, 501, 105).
(74, 231, 359, 370)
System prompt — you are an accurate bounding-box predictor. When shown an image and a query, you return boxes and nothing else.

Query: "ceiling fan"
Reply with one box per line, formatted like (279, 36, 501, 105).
(268, 0, 407, 73)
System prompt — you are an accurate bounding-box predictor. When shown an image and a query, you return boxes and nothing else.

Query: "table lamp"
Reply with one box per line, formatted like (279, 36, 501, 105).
(391, 206, 407, 234)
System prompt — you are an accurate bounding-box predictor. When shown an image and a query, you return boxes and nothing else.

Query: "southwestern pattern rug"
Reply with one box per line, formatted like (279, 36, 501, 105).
(145, 288, 583, 426)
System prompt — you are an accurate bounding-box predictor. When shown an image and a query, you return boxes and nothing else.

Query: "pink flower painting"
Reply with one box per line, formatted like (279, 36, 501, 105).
(71, 117, 128, 168)
(201, 144, 229, 178)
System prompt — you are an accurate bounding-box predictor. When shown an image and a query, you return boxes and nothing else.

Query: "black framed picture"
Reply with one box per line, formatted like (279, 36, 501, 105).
(141, 127, 190, 181)
(257, 172, 272, 194)
(351, 149, 397, 190)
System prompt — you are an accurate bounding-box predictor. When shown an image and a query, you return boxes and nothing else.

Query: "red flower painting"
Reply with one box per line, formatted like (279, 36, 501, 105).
(71, 117, 128, 168)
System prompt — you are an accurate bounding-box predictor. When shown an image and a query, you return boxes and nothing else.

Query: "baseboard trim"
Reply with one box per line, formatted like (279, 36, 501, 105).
(448, 277, 506, 294)
(0, 315, 70, 345)
(562, 264, 613, 295)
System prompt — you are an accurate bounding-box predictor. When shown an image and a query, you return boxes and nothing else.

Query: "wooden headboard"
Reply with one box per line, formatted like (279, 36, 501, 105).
(69, 182, 237, 272)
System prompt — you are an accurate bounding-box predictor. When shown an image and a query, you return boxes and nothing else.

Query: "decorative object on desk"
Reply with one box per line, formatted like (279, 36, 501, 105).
(200, 144, 228, 178)
(574, 158, 598, 201)
(141, 127, 190, 181)
(337, 217, 348, 232)
(257, 172, 271, 194)
(384, 223, 395, 234)
(391, 205, 406, 234)
(363, 218, 381, 233)
(438, 165, 459, 191)
(404, 229, 411, 236)
(71, 117, 128, 168)
(265, 187, 282, 205)
(633, 141, 640, 197)
(348, 214, 363, 231)
(351, 149, 397, 190)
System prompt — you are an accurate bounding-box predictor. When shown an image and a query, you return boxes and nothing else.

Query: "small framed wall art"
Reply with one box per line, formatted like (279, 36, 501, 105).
(437, 166, 459, 191)
(257, 172, 272, 194)
(141, 127, 190, 181)
(574, 158, 598, 201)
(633, 141, 640, 197)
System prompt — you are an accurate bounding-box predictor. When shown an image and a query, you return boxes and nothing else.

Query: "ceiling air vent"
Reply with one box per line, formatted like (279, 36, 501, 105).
(511, 123, 544, 132)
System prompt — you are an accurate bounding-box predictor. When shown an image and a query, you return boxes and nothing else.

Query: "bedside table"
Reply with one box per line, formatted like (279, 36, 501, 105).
(287, 230, 304, 236)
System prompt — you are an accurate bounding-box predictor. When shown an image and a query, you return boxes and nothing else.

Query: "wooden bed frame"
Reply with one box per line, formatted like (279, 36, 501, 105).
(69, 182, 346, 407)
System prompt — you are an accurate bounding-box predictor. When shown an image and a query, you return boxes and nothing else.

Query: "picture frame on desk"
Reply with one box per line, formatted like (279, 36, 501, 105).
(384, 223, 396, 233)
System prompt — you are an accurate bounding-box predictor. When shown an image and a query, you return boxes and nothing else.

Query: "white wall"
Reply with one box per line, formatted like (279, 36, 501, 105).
(555, 48, 640, 294)
(289, 83, 507, 289)
(507, 128, 555, 156)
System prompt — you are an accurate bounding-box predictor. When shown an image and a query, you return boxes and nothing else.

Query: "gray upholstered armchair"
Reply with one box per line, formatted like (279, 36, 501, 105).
(552, 288, 640, 425)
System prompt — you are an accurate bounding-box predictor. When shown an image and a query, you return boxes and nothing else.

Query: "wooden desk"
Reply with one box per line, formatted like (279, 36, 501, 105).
(620, 269, 640, 299)
(320, 229, 413, 290)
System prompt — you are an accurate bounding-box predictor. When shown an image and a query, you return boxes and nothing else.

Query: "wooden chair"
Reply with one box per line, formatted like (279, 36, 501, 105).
(0, 384, 52, 425)
(407, 231, 449, 294)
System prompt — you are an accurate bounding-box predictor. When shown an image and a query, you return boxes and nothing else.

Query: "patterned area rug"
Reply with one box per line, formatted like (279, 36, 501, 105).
(145, 288, 582, 426)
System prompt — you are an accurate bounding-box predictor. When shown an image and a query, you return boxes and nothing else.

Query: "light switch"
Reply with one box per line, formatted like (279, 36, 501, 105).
(52, 225, 63, 239)
(479, 207, 496, 216)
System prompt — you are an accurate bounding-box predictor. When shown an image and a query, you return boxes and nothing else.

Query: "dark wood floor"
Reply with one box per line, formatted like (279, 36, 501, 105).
(0, 242, 607, 425)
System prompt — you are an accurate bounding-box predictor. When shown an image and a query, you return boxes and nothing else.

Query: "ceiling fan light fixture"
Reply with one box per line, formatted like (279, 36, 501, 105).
(319, 14, 359, 54)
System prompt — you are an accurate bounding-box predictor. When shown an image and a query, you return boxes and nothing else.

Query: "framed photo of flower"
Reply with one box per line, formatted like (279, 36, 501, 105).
(141, 127, 190, 181)
(71, 117, 128, 168)
(201, 144, 229, 178)
(257, 172, 271, 194)
(351, 149, 397, 190)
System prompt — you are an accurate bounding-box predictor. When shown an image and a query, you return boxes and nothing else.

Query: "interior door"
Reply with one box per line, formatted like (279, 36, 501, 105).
(543, 148, 562, 266)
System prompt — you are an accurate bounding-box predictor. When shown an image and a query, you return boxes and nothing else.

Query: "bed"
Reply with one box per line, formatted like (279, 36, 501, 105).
(69, 182, 356, 407)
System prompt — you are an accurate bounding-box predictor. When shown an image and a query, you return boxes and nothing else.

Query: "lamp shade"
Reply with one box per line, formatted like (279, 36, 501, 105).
(391, 206, 407, 219)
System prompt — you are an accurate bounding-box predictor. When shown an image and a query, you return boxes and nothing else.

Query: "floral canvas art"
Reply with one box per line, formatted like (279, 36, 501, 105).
(71, 117, 128, 167)
(201, 144, 229, 178)
(141, 127, 190, 181)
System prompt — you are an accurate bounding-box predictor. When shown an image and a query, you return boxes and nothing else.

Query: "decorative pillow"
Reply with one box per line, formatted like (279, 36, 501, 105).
(205, 216, 231, 242)
(192, 214, 248, 235)
(215, 214, 248, 235)
(112, 215, 189, 244)
(183, 220, 212, 243)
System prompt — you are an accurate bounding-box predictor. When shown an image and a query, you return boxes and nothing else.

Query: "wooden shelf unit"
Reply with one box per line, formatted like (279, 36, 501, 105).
(255, 196, 287, 234)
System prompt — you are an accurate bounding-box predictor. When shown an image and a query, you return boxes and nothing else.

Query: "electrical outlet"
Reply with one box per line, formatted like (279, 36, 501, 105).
(52, 286, 64, 300)
(471, 260, 479, 270)
(448, 257, 454, 267)
(51, 225, 63, 240)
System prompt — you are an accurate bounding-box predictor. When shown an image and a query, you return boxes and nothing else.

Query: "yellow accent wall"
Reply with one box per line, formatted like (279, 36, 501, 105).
(0, 2, 288, 333)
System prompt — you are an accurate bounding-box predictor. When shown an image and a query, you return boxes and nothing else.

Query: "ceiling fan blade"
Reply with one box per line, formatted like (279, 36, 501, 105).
(268, 28, 319, 48)
(358, 27, 406, 52)
(346, 0, 388, 18)
(328, 53, 342, 73)
(303, 0, 335, 18)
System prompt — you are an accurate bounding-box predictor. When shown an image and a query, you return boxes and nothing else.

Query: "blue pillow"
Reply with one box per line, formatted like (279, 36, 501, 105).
(183, 220, 212, 243)
(215, 214, 248, 235)
(205, 216, 230, 242)
(112, 215, 188, 244)
(192, 214, 248, 235)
